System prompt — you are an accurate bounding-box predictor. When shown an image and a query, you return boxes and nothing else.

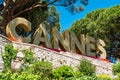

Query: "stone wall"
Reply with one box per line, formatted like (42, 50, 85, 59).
(0, 34, 113, 76)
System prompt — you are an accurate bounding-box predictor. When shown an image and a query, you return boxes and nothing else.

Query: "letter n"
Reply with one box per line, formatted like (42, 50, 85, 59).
(50, 27, 70, 51)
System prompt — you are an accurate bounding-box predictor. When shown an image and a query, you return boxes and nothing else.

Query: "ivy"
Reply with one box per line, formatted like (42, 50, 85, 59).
(112, 62, 120, 75)
(2, 44, 18, 70)
(22, 49, 34, 64)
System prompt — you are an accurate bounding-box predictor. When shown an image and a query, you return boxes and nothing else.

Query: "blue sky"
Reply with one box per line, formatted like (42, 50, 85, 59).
(56, 0, 120, 32)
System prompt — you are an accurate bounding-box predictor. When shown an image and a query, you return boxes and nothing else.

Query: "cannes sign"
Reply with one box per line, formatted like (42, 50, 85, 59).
(6, 17, 106, 59)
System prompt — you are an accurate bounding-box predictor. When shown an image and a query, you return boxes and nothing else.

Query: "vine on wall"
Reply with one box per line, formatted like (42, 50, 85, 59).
(2, 44, 18, 70)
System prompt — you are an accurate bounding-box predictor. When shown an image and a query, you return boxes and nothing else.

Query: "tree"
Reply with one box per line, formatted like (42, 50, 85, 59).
(69, 5, 120, 58)
(0, 0, 88, 36)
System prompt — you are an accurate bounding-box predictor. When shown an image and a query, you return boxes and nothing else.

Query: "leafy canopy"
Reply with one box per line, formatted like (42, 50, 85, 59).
(69, 5, 120, 58)
(0, 0, 88, 35)
(70, 5, 120, 46)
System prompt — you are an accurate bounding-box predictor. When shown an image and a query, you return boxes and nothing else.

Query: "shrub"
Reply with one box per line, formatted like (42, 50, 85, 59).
(0, 70, 41, 80)
(22, 49, 34, 64)
(0, 70, 12, 80)
(11, 72, 41, 80)
(2, 44, 18, 70)
(115, 73, 120, 80)
(78, 58, 95, 76)
(18, 49, 35, 72)
(52, 65, 75, 79)
(76, 76, 98, 80)
(29, 61, 52, 79)
(0, 61, 52, 80)
(112, 62, 120, 75)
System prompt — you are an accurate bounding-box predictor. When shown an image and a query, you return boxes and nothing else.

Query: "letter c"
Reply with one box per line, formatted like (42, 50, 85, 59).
(6, 17, 31, 43)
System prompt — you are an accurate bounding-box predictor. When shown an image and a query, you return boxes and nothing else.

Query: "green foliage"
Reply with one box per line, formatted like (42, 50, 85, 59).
(20, 49, 35, 72)
(0, 70, 12, 80)
(0, 70, 41, 80)
(2, 44, 18, 70)
(29, 61, 52, 79)
(0, 0, 89, 36)
(115, 73, 120, 80)
(52, 65, 75, 79)
(11, 72, 41, 80)
(16, 6, 60, 37)
(1, 44, 116, 79)
(70, 5, 120, 46)
(78, 59, 95, 76)
(0, 61, 52, 80)
(22, 49, 34, 64)
(76, 76, 98, 80)
(46, 6, 60, 31)
(0, 16, 3, 21)
(112, 62, 120, 75)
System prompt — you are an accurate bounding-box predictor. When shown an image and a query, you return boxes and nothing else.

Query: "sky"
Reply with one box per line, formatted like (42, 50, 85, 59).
(56, 0, 120, 32)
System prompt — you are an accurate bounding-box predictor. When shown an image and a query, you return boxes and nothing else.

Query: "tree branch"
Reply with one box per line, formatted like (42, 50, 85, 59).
(2, 0, 11, 14)
(47, 0, 72, 7)
(12, 4, 47, 18)
(47, 0, 58, 5)
(10, 1, 30, 16)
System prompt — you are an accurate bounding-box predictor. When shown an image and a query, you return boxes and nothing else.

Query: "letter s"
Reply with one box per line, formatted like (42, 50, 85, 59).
(96, 39, 106, 59)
